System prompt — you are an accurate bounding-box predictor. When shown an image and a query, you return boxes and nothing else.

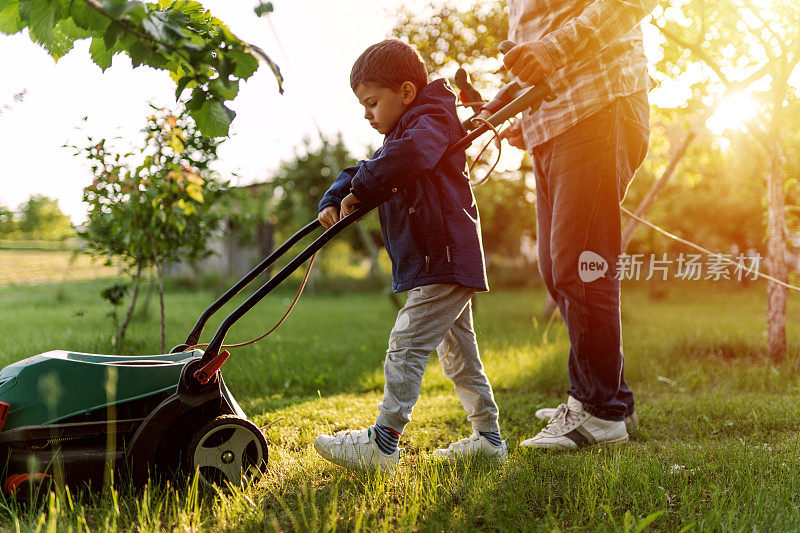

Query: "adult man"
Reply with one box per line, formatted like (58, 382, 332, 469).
(502, 0, 656, 448)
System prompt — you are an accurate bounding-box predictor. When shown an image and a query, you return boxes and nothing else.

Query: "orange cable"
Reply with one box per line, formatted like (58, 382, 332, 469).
(188, 252, 318, 351)
(468, 117, 504, 186)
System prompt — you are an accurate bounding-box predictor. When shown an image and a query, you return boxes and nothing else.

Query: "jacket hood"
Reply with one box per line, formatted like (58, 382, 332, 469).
(412, 78, 458, 110)
(385, 78, 458, 138)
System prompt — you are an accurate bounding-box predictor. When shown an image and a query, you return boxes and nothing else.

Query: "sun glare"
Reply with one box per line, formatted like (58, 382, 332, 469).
(705, 92, 759, 136)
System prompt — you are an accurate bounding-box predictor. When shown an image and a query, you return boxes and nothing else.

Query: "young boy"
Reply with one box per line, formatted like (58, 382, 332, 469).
(314, 39, 506, 472)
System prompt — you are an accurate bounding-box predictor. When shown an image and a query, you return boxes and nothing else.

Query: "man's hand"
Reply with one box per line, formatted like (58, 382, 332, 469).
(499, 120, 526, 150)
(318, 205, 339, 229)
(339, 193, 362, 218)
(503, 41, 555, 87)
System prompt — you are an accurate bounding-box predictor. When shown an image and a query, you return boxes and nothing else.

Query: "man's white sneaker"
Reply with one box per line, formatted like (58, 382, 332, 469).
(433, 433, 508, 462)
(535, 405, 639, 433)
(522, 397, 628, 449)
(314, 426, 400, 472)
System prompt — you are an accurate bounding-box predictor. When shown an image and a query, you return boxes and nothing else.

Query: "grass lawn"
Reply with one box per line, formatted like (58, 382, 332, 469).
(0, 249, 117, 286)
(0, 277, 798, 531)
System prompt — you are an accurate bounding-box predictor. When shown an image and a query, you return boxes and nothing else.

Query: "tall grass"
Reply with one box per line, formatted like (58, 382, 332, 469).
(0, 278, 798, 530)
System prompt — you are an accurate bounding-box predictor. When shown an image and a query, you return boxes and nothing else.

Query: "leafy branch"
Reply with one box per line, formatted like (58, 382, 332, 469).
(0, 0, 283, 137)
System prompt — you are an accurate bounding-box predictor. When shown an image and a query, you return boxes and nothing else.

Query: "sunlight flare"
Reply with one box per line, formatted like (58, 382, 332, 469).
(706, 92, 759, 136)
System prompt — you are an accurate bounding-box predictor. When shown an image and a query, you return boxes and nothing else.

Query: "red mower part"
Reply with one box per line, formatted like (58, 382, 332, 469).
(0, 401, 8, 433)
(193, 350, 230, 385)
(5, 473, 50, 496)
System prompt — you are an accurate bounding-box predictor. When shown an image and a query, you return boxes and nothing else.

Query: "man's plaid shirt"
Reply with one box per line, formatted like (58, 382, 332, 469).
(509, 0, 656, 148)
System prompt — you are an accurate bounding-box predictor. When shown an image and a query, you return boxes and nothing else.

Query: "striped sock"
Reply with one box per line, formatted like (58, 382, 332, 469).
(373, 424, 400, 455)
(479, 431, 502, 447)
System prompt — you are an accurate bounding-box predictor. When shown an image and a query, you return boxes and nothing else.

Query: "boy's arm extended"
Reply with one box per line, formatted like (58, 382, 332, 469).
(318, 162, 365, 212)
(349, 106, 452, 203)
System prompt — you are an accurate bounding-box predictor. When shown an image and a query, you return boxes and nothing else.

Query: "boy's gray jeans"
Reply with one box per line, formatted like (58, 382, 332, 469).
(375, 283, 500, 434)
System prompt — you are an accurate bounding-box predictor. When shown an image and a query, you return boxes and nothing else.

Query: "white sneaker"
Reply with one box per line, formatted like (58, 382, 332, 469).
(535, 405, 639, 433)
(314, 426, 400, 472)
(433, 433, 509, 463)
(521, 397, 628, 449)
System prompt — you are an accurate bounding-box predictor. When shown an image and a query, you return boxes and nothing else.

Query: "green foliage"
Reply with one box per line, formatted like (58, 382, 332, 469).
(651, 0, 799, 101)
(76, 105, 227, 270)
(623, 109, 769, 255)
(223, 184, 276, 246)
(253, 1, 273, 18)
(0, 204, 17, 236)
(100, 281, 129, 306)
(17, 195, 74, 240)
(394, 1, 508, 86)
(0, 0, 282, 137)
(0, 195, 73, 240)
(473, 172, 536, 258)
(100, 280, 129, 340)
(75, 105, 227, 349)
(396, 0, 799, 265)
(269, 134, 363, 233)
(648, 0, 800, 262)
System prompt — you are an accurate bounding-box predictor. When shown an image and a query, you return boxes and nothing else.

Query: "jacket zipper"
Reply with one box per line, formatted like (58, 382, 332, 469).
(408, 207, 430, 273)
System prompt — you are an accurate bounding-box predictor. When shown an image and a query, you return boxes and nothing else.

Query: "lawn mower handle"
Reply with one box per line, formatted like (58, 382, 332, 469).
(457, 40, 556, 140)
(177, 219, 321, 350)
(197, 200, 377, 362)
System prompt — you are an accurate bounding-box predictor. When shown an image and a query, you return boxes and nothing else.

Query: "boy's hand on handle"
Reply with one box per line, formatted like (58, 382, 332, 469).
(502, 41, 555, 87)
(339, 193, 362, 219)
(318, 206, 340, 229)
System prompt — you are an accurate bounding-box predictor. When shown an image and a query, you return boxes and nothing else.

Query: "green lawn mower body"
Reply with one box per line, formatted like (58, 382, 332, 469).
(0, 349, 255, 493)
(0, 350, 243, 429)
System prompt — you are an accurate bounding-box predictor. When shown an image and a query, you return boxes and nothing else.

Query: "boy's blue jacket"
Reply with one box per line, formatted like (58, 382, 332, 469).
(319, 79, 488, 293)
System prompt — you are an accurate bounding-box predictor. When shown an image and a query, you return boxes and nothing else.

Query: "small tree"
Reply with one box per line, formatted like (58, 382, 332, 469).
(17, 195, 73, 240)
(651, 0, 800, 360)
(0, 204, 16, 238)
(77, 106, 226, 351)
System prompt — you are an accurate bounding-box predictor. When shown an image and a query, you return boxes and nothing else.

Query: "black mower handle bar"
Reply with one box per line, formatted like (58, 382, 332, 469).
(180, 218, 322, 349)
(194, 203, 374, 362)
(188, 40, 558, 363)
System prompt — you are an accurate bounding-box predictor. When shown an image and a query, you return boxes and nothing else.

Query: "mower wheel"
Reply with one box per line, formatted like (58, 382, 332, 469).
(185, 415, 268, 489)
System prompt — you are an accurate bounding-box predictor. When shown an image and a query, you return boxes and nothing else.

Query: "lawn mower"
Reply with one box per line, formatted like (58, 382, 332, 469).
(0, 41, 555, 498)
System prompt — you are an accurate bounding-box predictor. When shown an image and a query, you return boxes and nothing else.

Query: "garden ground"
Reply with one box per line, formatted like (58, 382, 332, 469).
(0, 274, 799, 531)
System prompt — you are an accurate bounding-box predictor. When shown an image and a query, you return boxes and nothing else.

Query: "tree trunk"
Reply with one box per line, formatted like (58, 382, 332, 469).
(116, 262, 143, 350)
(258, 219, 275, 278)
(155, 258, 166, 353)
(766, 137, 787, 361)
(137, 271, 156, 320)
(357, 223, 380, 280)
(621, 130, 696, 252)
(356, 223, 401, 309)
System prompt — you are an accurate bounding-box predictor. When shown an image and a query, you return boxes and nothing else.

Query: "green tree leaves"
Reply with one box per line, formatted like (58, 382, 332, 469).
(0, 195, 74, 240)
(76, 105, 228, 270)
(0, 2, 25, 34)
(1, 0, 283, 137)
(191, 98, 235, 138)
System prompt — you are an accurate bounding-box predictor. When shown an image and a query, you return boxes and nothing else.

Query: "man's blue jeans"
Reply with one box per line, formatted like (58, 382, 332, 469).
(532, 92, 650, 421)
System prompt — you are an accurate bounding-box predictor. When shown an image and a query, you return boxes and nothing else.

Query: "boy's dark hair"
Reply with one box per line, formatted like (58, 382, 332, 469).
(350, 39, 428, 93)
